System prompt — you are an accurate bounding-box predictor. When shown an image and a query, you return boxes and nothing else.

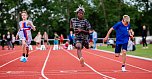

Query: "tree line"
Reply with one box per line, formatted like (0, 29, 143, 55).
(0, 0, 152, 39)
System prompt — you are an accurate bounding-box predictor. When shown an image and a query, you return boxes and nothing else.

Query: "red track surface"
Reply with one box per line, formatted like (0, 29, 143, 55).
(0, 46, 152, 79)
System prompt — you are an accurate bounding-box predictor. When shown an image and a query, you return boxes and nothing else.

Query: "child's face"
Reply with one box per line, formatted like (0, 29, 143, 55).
(21, 13, 28, 20)
(77, 11, 84, 19)
(70, 31, 73, 34)
(89, 30, 92, 33)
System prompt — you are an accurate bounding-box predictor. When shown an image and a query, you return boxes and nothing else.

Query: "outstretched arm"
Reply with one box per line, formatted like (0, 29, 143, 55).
(27, 21, 36, 31)
(104, 27, 114, 42)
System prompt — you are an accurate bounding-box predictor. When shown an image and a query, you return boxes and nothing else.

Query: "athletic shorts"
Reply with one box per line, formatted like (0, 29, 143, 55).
(44, 40, 47, 42)
(115, 43, 128, 53)
(75, 40, 89, 49)
(54, 40, 59, 45)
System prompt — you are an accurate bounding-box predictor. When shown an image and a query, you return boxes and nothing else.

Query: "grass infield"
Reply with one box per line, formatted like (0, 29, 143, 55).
(98, 44, 152, 59)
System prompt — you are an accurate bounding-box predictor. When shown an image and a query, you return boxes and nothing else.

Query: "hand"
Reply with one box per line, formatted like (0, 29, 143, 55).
(103, 36, 108, 42)
(33, 26, 36, 31)
(27, 22, 31, 26)
(16, 35, 18, 40)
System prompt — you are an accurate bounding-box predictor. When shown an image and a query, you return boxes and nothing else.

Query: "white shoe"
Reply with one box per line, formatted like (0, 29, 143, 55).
(121, 67, 127, 72)
(20, 56, 24, 62)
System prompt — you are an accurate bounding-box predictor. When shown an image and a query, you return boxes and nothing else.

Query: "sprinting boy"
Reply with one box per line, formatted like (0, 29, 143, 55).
(104, 15, 132, 72)
(16, 11, 36, 62)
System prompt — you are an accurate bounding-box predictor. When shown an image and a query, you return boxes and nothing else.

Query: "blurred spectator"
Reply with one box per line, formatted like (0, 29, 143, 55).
(93, 29, 97, 49)
(68, 31, 74, 46)
(54, 32, 59, 45)
(42, 31, 48, 48)
(34, 32, 42, 49)
(5, 31, 12, 50)
(12, 34, 16, 50)
(89, 29, 93, 48)
(142, 25, 148, 49)
(60, 34, 64, 45)
(1, 34, 6, 50)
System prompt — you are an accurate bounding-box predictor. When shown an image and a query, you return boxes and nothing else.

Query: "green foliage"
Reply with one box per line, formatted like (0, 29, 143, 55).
(0, 0, 152, 39)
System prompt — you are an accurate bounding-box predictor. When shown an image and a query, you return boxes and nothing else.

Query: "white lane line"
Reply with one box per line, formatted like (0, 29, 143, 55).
(0, 50, 37, 68)
(62, 49, 116, 79)
(41, 47, 52, 79)
(0, 50, 22, 57)
(96, 49, 152, 61)
(84, 50, 152, 72)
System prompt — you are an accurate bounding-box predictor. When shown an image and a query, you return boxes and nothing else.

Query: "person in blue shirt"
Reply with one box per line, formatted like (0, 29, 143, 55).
(68, 31, 74, 46)
(104, 15, 132, 72)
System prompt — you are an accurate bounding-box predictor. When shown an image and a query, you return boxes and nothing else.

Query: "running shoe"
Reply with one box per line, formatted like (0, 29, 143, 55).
(121, 67, 127, 72)
(20, 56, 24, 62)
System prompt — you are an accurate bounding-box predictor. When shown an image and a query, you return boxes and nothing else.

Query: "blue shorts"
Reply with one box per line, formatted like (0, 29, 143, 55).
(115, 43, 128, 53)
(54, 40, 59, 45)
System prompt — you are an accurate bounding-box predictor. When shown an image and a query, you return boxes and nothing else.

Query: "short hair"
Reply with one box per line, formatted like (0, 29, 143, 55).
(123, 15, 130, 22)
(20, 10, 28, 15)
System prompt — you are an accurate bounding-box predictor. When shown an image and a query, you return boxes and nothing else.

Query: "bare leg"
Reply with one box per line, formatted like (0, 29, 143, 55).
(121, 49, 127, 72)
(76, 42, 84, 67)
(26, 47, 29, 57)
(22, 40, 26, 57)
(76, 43, 82, 58)
(122, 50, 126, 65)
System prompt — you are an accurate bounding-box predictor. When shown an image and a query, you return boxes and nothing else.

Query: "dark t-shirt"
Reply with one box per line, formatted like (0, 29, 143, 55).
(70, 18, 91, 41)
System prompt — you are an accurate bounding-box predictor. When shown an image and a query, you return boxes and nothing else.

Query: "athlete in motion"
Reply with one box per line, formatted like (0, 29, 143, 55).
(70, 5, 91, 67)
(104, 15, 132, 72)
(16, 11, 36, 62)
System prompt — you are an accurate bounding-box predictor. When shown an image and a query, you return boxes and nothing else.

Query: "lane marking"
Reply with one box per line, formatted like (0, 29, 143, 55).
(0, 50, 37, 68)
(62, 48, 116, 79)
(41, 47, 52, 79)
(96, 49, 152, 61)
(0, 50, 22, 57)
(84, 50, 152, 72)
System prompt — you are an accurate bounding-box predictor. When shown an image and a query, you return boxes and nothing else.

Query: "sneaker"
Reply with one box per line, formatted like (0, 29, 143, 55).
(22, 57, 27, 63)
(20, 56, 24, 62)
(121, 67, 127, 72)
(80, 57, 85, 67)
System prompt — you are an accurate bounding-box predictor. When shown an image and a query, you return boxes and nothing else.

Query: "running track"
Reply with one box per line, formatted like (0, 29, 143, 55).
(0, 46, 152, 79)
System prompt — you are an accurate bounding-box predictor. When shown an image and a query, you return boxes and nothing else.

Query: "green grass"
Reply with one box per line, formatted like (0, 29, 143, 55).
(98, 44, 152, 59)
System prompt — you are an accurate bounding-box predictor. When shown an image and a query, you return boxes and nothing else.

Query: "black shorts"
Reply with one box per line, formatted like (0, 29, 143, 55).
(69, 40, 73, 45)
(115, 43, 128, 53)
(75, 40, 89, 49)
(44, 40, 47, 42)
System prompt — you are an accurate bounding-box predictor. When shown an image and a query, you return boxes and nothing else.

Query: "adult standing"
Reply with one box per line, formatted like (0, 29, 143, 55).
(92, 29, 97, 49)
(6, 31, 12, 50)
(142, 25, 148, 49)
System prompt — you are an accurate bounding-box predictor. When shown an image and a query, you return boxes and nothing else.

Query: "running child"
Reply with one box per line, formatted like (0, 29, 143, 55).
(70, 5, 91, 67)
(104, 15, 132, 72)
(16, 11, 36, 62)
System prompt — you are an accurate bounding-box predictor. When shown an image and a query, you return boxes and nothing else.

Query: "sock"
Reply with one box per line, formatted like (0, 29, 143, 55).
(26, 54, 29, 57)
(122, 65, 125, 67)
(22, 53, 25, 57)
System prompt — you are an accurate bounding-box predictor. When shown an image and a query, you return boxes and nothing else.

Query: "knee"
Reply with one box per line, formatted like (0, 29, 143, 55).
(122, 50, 127, 55)
(76, 43, 82, 49)
(22, 43, 26, 47)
